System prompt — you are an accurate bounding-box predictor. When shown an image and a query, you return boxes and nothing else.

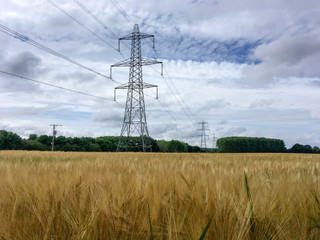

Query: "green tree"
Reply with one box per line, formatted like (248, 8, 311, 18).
(313, 146, 320, 153)
(37, 135, 52, 150)
(289, 143, 305, 153)
(168, 140, 188, 152)
(28, 134, 38, 141)
(0, 130, 23, 150)
(23, 139, 46, 151)
(217, 137, 286, 153)
(157, 140, 169, 152)
(88, 143, 101, 152)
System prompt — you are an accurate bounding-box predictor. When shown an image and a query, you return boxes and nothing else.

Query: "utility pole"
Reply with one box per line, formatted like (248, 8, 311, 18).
(110, 24, 163, 152)
(51, 124, 61, 151)
(197, 120, 209, 149)
(213, 133, 216, 149)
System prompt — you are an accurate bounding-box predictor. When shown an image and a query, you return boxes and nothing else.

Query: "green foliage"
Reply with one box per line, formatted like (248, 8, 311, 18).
(157, 140, 169, 152)
(0, 130, 162, 152)
(23, 139, 47, 151)
(37, 135, 52, 149)
(28, 134, 38, 141)
(96, 136, 118, 152)
(157, 140, 202, 153)
(288, 143, 314, 153)
(244, 172, 255, 234)
(198, 216, 213, 240)
(217, 136, 286, 153)
(168, 140, 188, 152)
(313, 146, 320, 153)
(0, 130, 23, 150)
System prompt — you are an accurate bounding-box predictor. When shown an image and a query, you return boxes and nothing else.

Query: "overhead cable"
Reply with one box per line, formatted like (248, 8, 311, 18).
(0, 24, 120, 84)
(73, 0, 131, 51)
(0, 70, 120, 104)
(109, 0, 135, 27)
(46, 0, 118, 51)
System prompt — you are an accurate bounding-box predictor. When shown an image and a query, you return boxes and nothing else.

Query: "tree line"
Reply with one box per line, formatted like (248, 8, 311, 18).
(0, 130, 203, 153)
(217, 136, 320, 153)
(1, 130, 319, 153)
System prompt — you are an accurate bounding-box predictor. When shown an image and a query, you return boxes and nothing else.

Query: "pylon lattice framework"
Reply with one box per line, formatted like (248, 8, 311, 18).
(111, 24, 163, 152)
(198, 120, 209, 149)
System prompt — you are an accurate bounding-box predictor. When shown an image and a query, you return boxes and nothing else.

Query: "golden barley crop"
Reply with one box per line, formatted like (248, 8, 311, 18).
(0, 151, 320, 239)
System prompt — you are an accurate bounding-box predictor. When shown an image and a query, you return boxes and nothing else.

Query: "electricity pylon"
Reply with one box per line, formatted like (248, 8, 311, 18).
(197, 120, 209, 149)
(110, 24, 163, 152)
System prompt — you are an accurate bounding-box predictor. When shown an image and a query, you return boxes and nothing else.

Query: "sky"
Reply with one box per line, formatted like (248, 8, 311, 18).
(0, 0, 320, 148)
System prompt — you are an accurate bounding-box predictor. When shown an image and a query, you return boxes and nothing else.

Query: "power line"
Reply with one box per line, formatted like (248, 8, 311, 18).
(73, 0, 118, 39)
(163, 67, 196, 120)
(156, 98, 181, 124)
(104, 1, 193, 127)
(109, 0, 135, 27)
(111, 0, 197, 125)
(48, 0, 195, 133)
(148, 64, 196, 124)
(0, 70, 120, 104)
(143, 91, 190, 125)
(71, 0, 131, 52)
(46, 0, 118, 52)
(45, 2, 180, 131)
(0, 24, 120, 84)
(143, 38, 196, 124)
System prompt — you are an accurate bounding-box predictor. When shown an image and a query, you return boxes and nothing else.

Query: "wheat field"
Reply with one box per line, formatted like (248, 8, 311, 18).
(0, 151, 319, 239)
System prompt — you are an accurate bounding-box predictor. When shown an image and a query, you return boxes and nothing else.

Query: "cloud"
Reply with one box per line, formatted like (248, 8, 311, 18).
(91, 108, 123, 127)
(0, 106, 47, 119)
(244, 34, 320, 85)
(217, 120, 228, 125)
(6, 52, 42, 76)
(221, 127, 247, 137)
(0, 51, 44, 92)
(249, 99, 275, 109)
(1, 0, 320, 148)
(197, 99, 231, 113)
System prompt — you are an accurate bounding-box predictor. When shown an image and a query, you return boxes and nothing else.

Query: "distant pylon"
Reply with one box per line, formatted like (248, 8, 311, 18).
(110, 24, 163, 152)
(197, 120, 209, 148)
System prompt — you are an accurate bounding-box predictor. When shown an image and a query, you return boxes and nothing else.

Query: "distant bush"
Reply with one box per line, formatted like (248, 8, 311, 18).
(217, 136, 286, 153)
(287, 143, 318, 153)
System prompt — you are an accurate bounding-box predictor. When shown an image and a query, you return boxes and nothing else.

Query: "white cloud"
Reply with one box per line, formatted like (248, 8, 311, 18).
(0, 0, 320, 148)
(245, 34, 320, 85)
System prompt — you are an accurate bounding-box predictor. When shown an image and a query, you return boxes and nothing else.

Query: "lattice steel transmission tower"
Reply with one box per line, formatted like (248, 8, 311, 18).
(198, 120, 209, 148)
(110, 24, 163, 152)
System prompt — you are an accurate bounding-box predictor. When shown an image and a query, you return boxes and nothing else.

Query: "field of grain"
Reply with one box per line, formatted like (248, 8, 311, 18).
(0, 151, 320, 239)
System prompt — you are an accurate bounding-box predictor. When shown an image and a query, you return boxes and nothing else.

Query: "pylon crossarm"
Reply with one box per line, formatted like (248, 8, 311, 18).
(140, 58, 163, 75)
(139, 33, 154, 39)
(115, 83, 130, 89)
(141, 58, 162, 66)
(114, 83, 130, 101)
(143, 83, 157, 89)
(111, 59, 131, 68)
(143, 83, 158, 99)
(119, 33, 134, 40)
